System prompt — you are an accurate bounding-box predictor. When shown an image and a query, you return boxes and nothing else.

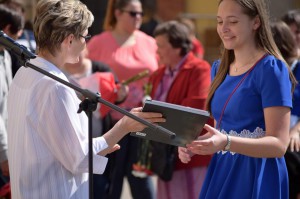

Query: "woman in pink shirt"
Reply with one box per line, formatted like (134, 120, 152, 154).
(87, 0, 158, 198)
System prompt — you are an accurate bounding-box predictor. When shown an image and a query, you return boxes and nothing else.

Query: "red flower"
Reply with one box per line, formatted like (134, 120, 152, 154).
(132, 163, 153, 178)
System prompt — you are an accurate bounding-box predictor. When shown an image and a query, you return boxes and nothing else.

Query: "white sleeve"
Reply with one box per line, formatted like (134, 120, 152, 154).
(33, 82, 108, 174)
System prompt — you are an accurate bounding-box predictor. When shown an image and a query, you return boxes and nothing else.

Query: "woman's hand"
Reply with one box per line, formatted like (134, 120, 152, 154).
(98, 144, 121, 156)
(118, 107, 166, 133)
(102, 107, 165, 152)
(186, 124, 227, 155)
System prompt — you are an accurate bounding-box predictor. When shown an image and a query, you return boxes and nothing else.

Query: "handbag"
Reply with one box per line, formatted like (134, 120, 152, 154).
(149, 141, 177, 181)
(132, 139, 177, 181)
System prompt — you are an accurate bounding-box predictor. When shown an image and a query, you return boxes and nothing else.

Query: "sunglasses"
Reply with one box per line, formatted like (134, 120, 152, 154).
(122, 10, 144, 18)
(79, 34, 91, 42)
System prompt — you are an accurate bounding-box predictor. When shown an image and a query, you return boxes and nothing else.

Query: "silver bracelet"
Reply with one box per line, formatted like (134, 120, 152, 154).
(224, 134, 231, 151)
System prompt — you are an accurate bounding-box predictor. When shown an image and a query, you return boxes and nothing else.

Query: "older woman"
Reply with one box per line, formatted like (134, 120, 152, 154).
(148, 20, 212, 199)
(6, 1, 164, 198)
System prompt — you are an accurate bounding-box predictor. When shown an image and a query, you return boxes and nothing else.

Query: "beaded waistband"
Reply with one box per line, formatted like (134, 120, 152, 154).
(218, 127, 265, 155)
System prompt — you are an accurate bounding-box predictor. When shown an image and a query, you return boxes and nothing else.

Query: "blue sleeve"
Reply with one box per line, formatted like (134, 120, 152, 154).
(256, 58, 292, 108)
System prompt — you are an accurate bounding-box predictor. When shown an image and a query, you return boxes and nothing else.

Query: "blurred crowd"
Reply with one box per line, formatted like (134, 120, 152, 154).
(0, 0, 300, 199)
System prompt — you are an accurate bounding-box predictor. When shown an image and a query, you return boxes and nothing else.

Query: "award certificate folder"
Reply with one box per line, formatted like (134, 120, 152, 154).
(130, 100, 210, 147)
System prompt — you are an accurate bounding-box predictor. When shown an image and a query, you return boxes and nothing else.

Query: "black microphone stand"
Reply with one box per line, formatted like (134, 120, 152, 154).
(13, 52, 175, 199)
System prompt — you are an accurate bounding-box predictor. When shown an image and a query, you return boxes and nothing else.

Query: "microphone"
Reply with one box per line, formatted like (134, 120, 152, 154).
(0, 30, 36, 60)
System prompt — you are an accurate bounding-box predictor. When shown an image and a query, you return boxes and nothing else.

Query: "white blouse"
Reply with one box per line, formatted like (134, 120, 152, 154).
(7, 57, 108, 199)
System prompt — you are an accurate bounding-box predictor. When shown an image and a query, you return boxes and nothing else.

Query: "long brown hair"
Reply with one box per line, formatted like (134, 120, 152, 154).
(205, 0, 297, 112)
(103, 0, 140, 31)
(271, 20, 298, 66)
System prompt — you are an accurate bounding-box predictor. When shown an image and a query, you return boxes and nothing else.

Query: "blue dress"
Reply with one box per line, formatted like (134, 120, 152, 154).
(199, 55, 292, 199)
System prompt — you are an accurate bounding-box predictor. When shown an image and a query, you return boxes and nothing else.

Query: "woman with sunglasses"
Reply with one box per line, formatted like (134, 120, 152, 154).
(6, 0, 164, 198)
(87, 0, 158, 198)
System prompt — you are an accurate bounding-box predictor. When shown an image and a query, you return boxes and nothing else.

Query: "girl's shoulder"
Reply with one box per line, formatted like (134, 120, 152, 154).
(255, 54, 288, 74)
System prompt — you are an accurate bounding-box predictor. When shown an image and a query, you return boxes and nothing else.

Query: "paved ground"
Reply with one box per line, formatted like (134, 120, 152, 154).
(121, 176, 157, 199)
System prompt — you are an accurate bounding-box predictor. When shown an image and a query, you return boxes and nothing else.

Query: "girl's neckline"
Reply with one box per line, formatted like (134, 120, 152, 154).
(228, 53, 268, 77)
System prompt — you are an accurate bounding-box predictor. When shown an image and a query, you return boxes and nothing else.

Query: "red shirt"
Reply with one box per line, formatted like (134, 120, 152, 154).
(149, 52, 212, 170)
(192, 38, 205, 59)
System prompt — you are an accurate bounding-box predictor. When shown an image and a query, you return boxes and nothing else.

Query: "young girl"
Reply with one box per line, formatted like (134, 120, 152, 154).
(179, 0, 296, 198)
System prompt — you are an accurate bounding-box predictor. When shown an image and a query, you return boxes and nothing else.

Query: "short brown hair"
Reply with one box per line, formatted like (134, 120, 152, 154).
(154, 20, 192, 56)
(34, 0, 94, 55)
(0, 3, 24, 35)
(282, 9, 300, 30)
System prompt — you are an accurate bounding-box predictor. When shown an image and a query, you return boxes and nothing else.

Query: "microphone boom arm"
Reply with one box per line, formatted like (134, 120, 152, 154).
(24, 61, 176, 139)
(0, 30, 175, 138)
(0, 31, 36, 62)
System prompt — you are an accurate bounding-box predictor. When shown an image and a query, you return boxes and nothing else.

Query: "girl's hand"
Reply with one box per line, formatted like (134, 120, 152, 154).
(186, 124, 227, 155)
(178, 147, 194, 163)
